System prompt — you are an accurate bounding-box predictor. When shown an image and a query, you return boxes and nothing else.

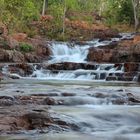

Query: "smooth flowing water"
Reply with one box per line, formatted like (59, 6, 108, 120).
(0, 81, 140, 140)
(1, 33, 140, 140)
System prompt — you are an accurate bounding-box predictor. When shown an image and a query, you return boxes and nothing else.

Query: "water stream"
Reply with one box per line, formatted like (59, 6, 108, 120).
(0, 33, 140, 140)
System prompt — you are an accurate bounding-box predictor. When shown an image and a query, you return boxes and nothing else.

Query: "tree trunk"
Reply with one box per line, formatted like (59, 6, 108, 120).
(42, 0, 48, 16)
(132, 0, 140, 31)
(62, 0, 66, 39)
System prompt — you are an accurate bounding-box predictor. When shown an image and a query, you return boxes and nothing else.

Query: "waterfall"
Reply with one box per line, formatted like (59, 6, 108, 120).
(48, 42, 90, 63)
(2, 33, 136, 82)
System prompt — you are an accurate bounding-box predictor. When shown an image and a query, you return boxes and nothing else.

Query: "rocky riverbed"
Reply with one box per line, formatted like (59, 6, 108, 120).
(0, 80, 140, 140)
(1, 30, 140, 140)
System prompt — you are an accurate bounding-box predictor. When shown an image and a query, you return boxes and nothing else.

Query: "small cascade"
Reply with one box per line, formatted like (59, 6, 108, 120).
(1, 33, 137, 82)
(30, 63, 125, 81)
(48, 33, 134, 64)
(48, 42, 90, 63)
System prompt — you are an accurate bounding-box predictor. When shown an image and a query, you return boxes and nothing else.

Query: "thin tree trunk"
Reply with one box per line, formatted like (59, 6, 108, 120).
(62, 0, 66, 39)
(42, 0, 48, 16)
(132, 0, 140, 31)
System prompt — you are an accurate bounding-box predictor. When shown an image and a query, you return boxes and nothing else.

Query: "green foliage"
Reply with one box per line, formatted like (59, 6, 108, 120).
(102, 0, 134, 25)
(19, 43, 33, 53)
(0, 0, 137, 38)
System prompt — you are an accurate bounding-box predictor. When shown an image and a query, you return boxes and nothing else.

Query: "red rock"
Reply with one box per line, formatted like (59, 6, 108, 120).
(87, 48, 113, 62)
(94, 28, 120, 39)
(12, 33, 27, 42)
(133, 35, 140, 45)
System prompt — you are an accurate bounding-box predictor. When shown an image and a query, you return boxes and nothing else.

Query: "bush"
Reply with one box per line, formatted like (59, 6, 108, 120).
(19, 43, 33, 53)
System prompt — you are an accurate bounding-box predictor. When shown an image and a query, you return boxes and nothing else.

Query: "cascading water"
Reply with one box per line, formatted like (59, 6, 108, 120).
(31, 64, 124, 81)
(1, 33, 140, 140)
(2, 33, 136, 81)
(48, 42, 90, 63)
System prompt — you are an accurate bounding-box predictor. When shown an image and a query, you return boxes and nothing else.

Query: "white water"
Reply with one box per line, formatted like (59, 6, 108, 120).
(31, 64, 124, 80)
(30, 33, 131, 80)
(2, 33, 136, 81)
(48, 42, 89, 63)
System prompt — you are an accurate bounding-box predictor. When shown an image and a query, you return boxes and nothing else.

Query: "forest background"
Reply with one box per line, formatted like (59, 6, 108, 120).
(0, 0, 139, 41)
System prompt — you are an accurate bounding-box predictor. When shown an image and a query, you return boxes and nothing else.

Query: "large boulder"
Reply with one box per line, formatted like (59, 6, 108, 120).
(27, 38, 52, 60)
(7, 63, 34, 76)
(87, 47, 113, 62)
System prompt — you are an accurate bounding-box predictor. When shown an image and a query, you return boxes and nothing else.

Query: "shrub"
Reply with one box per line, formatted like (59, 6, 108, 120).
(19, 43, 33, 53)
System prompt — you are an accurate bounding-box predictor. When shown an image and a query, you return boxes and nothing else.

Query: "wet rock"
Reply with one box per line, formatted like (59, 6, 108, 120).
(8, 63, 34, 76)
(106, 76, 117, 81)
(0, 104, 80, 134)
(31, 93, 59, 97)
(61, 93, 76, 97)
(0, 99, 15, 106)
(127, 93, 140, 103)
(44, 62, 97, 70)
(118, 76, 134, 81)
(23, 112, 53, 129)
(91, 93, 107, 98)
(43, 97, 57, 105)
(87, 48, 113, 62)
(137, 74, 140, 82)
(98, 42, 118, 49)
(117, 89, 124, 92)
(0, 96, 16, 106)
(100, 73, 106, 79)
(124, 63, 139, 72)
(112, 98, 126, 105)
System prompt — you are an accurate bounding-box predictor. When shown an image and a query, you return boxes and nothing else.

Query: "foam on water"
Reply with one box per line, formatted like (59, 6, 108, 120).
(48, 42, 90, 63)
(30, 63, 124, 80)
(1, 33, 136, 81)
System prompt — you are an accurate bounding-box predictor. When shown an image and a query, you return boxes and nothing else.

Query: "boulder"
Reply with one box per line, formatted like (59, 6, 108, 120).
(87, 48, 113, 62)
(27, 38, 52, 59)
(8, 63, 34, 76)
(43, 97, 57, 105)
